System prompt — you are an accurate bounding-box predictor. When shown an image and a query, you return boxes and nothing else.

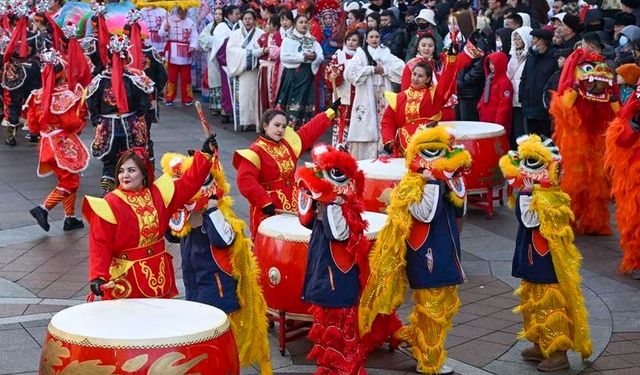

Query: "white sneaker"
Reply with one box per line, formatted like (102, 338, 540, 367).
(416, 364, 454, 374)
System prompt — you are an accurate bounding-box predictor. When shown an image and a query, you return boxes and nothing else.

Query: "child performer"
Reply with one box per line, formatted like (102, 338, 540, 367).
(499, 135, 592, 372)
(359, 126, 472, 375)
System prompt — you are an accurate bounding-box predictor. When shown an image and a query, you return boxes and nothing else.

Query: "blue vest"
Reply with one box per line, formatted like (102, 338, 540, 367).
(180, 209, 240, 313)
(405, 182, 466, 289)
(302, 205, 360, 308)
(511, 193, 558, 284)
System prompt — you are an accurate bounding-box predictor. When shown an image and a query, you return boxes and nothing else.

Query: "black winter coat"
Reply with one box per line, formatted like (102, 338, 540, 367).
(519, 46, 558, 119)
(456, 56, 485, 100)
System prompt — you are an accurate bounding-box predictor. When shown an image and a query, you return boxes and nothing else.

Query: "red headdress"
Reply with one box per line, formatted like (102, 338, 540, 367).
(39, 50, 66, 122)
(125, 9, 144, 70)
(317, 0, 339, 15)
(62, 22, 91, 88)
(297, 0, 316, 16)
(3, 1, 31, 64)
(108, 34, 131, 114)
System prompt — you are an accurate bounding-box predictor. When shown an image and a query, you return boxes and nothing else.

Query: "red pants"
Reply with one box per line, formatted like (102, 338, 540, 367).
(165, 64, 193, 103)
(50, 164, 80, 193)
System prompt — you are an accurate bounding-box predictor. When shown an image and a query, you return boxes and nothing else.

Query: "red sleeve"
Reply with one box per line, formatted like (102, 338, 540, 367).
(297, 112, 333, 152)
(169, 151, 214, 212)
(433, 56, 459, 109)
(381, 106, 398, 146)
(311, 22, 323, 43)
(59, 101, 88, 133)
(236, 158, 272, 208)
(86, 211, 115, 281)
(454, 52, 473, 71)
(495, 80, 513, 131)
(400, 65, 411, 91)
(26, 95, 40, 135)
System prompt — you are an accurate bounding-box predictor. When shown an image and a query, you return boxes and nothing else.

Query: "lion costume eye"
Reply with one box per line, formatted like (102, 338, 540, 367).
(202, 174, 214, 188)
(522, 157, 545, 171)
(420, 148, 445, 160)
(323, 168, 349, 186)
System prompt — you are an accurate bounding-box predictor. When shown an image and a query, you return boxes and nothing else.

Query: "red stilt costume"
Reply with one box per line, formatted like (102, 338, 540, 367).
(549, 48, 618, 235)
(26, 50, 89, 232)
(83, 149, 213, 300)
(233, 110, 335, 236)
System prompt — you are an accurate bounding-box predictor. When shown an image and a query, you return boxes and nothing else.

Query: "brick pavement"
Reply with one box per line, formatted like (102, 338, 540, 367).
(0, 104, 638, 374)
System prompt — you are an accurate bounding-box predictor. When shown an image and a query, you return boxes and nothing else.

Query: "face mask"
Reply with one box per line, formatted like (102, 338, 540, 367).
(620, 35, 630, 47)
(531, 43, 540, 52)
(346, 19, 352, 26)
(448, 24, 456, 33)
(496, 41, 503, 51)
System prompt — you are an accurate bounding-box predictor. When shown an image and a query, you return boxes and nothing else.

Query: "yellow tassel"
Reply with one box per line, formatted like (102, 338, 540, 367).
(359, 173, 425, 334)
(217, 196, 272, 372)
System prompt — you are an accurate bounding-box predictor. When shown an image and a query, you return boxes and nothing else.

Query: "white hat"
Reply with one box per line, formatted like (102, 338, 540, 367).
(551, 12, 566, 22)
(416, 9, 436, 26)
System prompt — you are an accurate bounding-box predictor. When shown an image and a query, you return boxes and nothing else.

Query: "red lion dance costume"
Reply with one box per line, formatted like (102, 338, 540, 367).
(295, 145, 400, 374)
(605, 85, 640, 278)
(549, 48, 618, 235)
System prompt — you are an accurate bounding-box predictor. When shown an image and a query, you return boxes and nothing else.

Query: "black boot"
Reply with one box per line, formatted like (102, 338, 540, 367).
(29, 206, 50, 232)
(5, 127, 16, 146)
(63, 217, 85, 231)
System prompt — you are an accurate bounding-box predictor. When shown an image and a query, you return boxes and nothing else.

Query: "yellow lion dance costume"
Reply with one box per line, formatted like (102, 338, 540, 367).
(500, 135, 592, 372)
(359, 126, 472, 374)
(161, 151, 272, 374)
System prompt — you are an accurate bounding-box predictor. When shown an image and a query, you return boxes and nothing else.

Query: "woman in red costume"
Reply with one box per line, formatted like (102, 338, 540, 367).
(84, 136, 217, 300)
(233, 101, 340, 236)
(382, 39, 482, 155)
(256, 15, 283, 120)
(400, 33, 472, 121)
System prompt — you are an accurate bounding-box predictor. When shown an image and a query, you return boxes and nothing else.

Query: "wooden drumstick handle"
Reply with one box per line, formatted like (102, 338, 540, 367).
(275, 209, 297, 215)
(100, 280, 116, 291)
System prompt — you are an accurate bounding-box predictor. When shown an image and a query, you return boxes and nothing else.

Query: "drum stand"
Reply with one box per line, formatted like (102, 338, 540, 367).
(268, 310, 312, 356)
(467, 183, 507, 219)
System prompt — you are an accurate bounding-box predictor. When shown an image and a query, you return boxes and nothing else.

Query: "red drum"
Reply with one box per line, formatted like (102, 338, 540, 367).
(357, 158, 407, 213)
(441, 121, 509, 218)
(40, 299, 239, 375)
(255, 212, 388, 318)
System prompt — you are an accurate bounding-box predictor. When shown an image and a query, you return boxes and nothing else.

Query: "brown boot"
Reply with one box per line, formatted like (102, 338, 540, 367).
(521, 344, 544, 362)
(537, 351, 569, 372)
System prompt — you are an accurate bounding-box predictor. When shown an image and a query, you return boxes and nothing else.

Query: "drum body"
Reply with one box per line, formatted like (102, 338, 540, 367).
(254, 212, 388, 320)
(442, 121, 509, 193)
(357, 158, 406, 213)
(40, 299, 239, 375)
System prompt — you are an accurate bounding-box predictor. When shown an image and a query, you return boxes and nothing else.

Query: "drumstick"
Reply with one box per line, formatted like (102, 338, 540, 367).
(194, 101, 214, 137)
(275, 209, 297, 215)
(100, 280, 116, 291)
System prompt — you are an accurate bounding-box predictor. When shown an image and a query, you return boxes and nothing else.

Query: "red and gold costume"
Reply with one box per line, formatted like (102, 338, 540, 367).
(549, 48, 618, 235)
(26, 53, 88, 224)
(233, 110, 335, 235)
(83, 151, 212, 300)
(383, 45, 481, 154)
(605, 86, 640, 275)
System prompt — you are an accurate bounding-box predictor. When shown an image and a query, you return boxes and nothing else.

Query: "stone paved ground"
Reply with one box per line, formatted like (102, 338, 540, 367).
(0, 102, 638, 375)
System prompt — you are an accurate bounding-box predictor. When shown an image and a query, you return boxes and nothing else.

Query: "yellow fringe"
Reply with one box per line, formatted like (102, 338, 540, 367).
(218, 196, 272, 374)
(529, 188, 593, 359)
(395, 287, 459, 374)
(358, 173, 425, 334)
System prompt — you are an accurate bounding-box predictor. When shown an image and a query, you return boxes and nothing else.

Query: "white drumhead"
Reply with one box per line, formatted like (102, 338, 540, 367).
(258, 212, 388, 241)
(48, 299, 229, 348)
(363, 211, 387, 239)
(440, 121, 506, 140)
(258, 214, 311, 242)
(357, 158, 406, 180)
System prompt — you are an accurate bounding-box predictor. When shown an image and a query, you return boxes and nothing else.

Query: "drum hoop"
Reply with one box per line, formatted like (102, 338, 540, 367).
(454, 129, 505, 140)
(258, 228, 310, 242)
(266, 307, 313, 321)
(47, 317, 231, 349)
(362, 175, 403, 181)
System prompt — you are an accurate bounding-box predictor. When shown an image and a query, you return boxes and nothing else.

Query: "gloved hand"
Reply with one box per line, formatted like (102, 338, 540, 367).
(262, 203, 276, 216)
(90, 278, 107, 297)
(383, 142, 394, 155)
(329, 98, 342, 112)
(201, 134, 218, 154)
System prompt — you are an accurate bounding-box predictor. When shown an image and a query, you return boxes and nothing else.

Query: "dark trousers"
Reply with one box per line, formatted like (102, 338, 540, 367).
(511, 107, 524, 148)
(525, 117, 552, 139)
(456, 98, 480, 121)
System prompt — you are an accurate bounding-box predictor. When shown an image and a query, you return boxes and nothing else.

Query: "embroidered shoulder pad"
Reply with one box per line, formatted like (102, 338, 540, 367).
(126, 73, 155, 94)
(86, 74, 104, 98)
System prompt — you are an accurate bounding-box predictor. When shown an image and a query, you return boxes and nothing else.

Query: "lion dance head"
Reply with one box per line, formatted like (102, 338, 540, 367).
(499, 134, 563, 192)
(161, 151, 230, 237)
(295, 144, 364, 205)
(559, 48, 615, 102)
(405, 126, 472, 207)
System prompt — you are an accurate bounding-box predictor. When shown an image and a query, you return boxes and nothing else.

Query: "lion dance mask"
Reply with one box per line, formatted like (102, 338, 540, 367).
(549, 48, 618, 235)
